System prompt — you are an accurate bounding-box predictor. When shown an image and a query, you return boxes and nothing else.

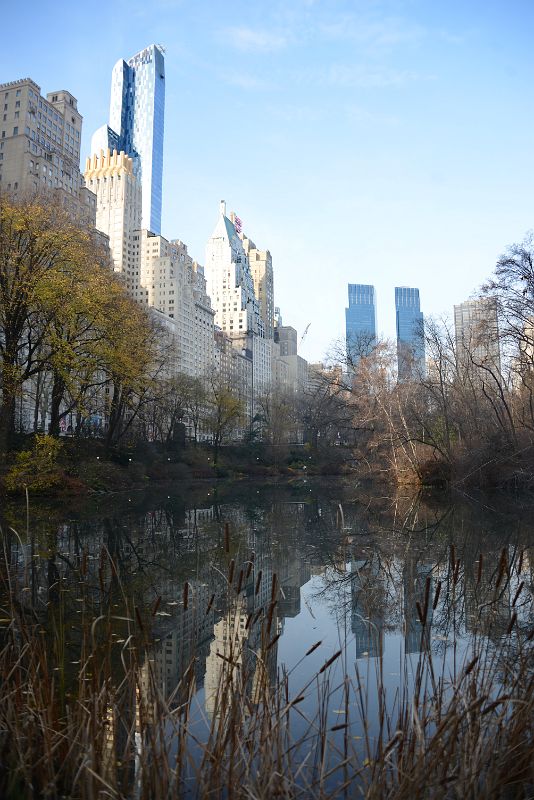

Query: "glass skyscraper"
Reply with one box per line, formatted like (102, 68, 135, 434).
(345, 284, 377, 362)
(91, 44, 165, 234)
(395, 286, 425, 380)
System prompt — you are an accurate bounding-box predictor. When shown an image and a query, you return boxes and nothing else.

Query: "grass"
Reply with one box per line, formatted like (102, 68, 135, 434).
(0, 522, 533, 799)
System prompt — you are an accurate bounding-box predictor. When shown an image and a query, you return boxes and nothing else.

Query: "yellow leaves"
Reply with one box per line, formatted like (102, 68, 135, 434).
(4, 435, 63, 493)
(0, 196, 156, 428)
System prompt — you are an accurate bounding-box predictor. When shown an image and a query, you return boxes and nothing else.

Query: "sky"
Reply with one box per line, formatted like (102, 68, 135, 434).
(2, 0, 534, 361)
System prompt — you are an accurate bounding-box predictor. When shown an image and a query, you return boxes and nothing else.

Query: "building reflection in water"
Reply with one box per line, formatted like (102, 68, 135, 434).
(5, 486, 534, 789)
(403, 557, 434, 654)
(350, 551, 385, 659)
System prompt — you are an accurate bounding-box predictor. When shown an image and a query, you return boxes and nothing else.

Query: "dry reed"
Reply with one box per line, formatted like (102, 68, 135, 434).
(0, 531, 533, 799)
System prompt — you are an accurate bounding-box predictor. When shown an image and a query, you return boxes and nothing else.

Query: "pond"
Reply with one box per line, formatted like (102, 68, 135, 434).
(2, 480, 534, 798)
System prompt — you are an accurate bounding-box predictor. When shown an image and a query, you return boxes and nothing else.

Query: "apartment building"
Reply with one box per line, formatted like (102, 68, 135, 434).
(0, 77, 95, 223)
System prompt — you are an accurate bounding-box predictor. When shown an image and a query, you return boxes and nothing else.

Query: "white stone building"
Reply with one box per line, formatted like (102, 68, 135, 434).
(205, 201, 272, 411)
(241, 231, 274, 340)
(135, 231, 215, 378)
(84, 149, 141, 291)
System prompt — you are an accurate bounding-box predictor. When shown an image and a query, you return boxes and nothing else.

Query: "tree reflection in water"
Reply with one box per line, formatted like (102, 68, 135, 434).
(1, 482, 533, 797)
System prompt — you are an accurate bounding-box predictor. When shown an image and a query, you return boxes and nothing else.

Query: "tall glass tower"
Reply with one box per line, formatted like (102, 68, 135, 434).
(345, 284, 377, 362)
(91, 44, 165, 234)
(395, 287, 425, 380)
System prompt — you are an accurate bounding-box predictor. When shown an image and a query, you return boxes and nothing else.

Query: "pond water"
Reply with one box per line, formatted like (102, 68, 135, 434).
(2, 479, 534, 796)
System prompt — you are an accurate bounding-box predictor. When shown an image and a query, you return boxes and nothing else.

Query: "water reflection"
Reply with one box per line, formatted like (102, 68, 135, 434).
(2, 482, 534, 786)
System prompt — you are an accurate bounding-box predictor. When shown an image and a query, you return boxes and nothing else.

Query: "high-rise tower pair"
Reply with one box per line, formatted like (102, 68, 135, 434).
(91, 44, 165, 234)
(345, 284, 425, 378)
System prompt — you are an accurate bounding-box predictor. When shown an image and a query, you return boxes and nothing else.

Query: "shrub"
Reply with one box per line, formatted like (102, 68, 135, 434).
(3, 435, 63, 493)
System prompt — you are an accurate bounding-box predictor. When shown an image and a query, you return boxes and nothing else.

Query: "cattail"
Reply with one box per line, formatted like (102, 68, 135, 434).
(183, 582, 189, 611)
(224, 522, 230, 553)
(422, 576, 431, 623)
(432, 581, 442, 611)
(450, 543, 456, 572)
(416, 601, 426, 626)
(496, 549, 508, 589)
(266, 633, 281, 652)
(205, 593, 215, 616)
(319, 649, 342, 674)
(512, 582, 524, 608)
(151, 596, 161, 616)
(255, 570, 263, 596)
(289, 695, 305, 707)
(482, 696, 510, 715)
(305, 641, 322, 657)
(506, 612, 517, 635)
(252, 607, 263, 627)
(266, 600, 277, 634)
(464, 656, 479, 676)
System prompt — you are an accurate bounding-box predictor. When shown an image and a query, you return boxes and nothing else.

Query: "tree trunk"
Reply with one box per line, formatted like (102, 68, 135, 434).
(0, 391, 15, 453)
(33, 372, 42, 433)
(49, 372, 65, 437)
(106, 381, 124, 450)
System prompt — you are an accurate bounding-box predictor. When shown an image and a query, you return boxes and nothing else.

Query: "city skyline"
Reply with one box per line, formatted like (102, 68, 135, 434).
(1, 1, 534, 360)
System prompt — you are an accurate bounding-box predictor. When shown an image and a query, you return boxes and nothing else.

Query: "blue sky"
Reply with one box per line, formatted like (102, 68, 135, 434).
(2, 0, 534, 360)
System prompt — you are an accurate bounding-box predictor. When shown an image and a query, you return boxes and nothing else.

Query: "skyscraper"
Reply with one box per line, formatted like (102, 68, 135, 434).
(454, 298, 501, 376)
(91, 44, 165, 234)
(395, 287, 425, 380)
(345, 284, 377, 362)
(205, 200, 272, 408)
